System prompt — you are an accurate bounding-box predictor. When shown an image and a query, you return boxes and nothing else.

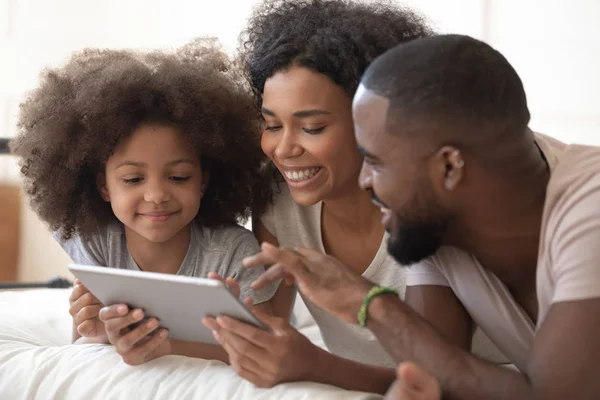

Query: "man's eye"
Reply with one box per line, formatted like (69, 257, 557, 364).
(363, 158, 376, 166)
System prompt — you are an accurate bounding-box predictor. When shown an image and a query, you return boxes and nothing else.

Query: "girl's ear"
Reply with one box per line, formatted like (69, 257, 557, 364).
(97, 173, 110, 202)
(200, 170, 210, 197)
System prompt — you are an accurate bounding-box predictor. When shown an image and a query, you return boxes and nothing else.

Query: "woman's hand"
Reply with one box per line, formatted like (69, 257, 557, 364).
(208, 272, 241, 299)
(202, 307, 319, 388)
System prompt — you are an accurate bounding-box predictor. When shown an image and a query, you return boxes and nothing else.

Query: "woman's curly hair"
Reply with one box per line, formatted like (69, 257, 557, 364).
(11, 37, 270, 239)
(239, 0, 434, 104)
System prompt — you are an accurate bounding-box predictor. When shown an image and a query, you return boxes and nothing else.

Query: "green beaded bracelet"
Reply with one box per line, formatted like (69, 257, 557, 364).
(357, 286, 399, 327)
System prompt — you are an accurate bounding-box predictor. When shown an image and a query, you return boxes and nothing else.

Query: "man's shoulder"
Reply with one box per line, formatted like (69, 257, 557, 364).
(546, 144, 600, 218)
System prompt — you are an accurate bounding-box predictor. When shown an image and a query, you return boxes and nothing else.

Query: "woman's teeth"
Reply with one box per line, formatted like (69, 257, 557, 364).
(284, 168, 320, 182)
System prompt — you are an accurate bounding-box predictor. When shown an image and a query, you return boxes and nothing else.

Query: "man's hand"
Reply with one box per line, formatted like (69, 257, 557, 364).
(69, 280, 107, 341)
(385, 363, 441, 400)
(244, 242, 373, 324)
(99, 304, 171, 365)
(202, 307, 320, 388)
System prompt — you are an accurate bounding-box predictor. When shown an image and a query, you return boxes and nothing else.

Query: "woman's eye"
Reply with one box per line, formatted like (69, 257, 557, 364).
(303, 126, 326, 135)
(122, 177, 142, 184)
(264, 125, 282, 132)
(170, 176, 191, 183)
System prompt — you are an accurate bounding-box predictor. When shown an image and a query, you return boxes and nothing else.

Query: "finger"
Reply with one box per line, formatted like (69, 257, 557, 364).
(117, 318, 161, 353)
(73, 303, 103, 327)
(225, 277, 241, 298)
(213, 328, 264, 371)
(398, 362, 441, 397)
(217, 312, 273, 349)
(250, 264, 288, 291)
(69, 292, 101, 317)
(242, 251, 276, 269)
(77, 319, 101, 337)
(208, 272, 225, 283)
(122, 328, 168, 365)
(69, 284, 90, 303)
(103, 308, 145, 336)
(202, 316, 219, 330)
(261, 243, 314, 283)
(294, 247, 325, 259)
(98, 304, 130, 322)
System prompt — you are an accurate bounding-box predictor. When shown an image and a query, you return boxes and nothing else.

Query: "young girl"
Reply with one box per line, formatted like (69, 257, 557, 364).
(10, 38, 279, 365)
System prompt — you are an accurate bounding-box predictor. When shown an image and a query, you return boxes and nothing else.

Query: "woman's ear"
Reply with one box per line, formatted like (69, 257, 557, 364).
(97, 173, 110, 202)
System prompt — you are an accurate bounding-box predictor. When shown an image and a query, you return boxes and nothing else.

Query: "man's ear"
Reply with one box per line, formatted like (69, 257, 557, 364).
(430, 146, 465, 193)
(97, 173, 110, 202)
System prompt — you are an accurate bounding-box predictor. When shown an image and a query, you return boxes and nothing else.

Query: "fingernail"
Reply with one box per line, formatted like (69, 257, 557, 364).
(147, 319, 158, 328)
(212, 330, 220, 341)
(133, 309, 144, 319)
(117, 305, 127, 315)
(159, 329, 167, 338)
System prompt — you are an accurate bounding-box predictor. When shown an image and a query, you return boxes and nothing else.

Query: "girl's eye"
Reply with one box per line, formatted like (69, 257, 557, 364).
(122, 177, 142, 184)
(170, 176, 191, 183)
(264, 125, 282, 132)
(303, 126, 326, 135)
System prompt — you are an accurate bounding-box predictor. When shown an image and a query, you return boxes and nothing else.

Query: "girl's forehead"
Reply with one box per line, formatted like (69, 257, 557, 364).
(108, 124, 200, 166)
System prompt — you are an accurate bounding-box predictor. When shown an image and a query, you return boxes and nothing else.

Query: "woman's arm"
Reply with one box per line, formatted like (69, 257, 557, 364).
(253, 218, 297, 321)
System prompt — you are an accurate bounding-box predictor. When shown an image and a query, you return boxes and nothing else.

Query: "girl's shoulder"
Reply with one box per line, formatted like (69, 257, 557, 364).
(192, 221, 257, 253)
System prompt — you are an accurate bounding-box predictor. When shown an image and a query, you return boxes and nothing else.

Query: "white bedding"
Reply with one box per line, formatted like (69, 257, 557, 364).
(0, 289, 382, 400)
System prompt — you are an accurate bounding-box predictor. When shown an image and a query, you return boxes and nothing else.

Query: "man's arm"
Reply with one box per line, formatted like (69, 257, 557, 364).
(405, 285, 472, 351)
(245, 245, 600, 399)
(369, 293, 600, 399)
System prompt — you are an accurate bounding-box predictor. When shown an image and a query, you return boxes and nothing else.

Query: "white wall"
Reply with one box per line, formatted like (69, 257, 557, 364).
(1, 0, 599, 281)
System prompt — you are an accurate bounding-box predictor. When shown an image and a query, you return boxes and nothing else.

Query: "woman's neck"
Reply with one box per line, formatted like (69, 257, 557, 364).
(321, 185, 382, 234)
(124, 224, 191, 274)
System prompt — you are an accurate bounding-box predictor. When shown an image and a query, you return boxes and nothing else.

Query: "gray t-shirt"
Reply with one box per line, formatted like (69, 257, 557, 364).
(54, 221, 278, 304)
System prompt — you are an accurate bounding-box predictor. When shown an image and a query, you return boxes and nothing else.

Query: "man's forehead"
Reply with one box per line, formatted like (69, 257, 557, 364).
(352, 84, 390, 121)
(353, 84, 396, 155)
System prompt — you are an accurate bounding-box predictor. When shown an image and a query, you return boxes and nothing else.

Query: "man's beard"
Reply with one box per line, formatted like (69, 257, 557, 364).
(387, 216, 449, 266)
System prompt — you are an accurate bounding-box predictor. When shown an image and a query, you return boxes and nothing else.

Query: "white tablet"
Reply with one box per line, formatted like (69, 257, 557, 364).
(68, 264, 268, 344)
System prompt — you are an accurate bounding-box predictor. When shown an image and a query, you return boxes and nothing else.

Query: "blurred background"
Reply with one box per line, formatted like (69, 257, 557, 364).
(1, 0, 599, 283)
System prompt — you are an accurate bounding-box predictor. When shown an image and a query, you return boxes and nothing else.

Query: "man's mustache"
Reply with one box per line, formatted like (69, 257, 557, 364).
(369, 189, 389, 209)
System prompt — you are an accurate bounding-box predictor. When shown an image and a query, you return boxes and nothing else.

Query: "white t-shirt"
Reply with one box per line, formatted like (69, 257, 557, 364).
(405, 133, 600, 372)
(261, 183, 507, 368)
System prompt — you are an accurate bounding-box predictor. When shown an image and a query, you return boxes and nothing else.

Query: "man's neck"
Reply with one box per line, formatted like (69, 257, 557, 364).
(124, 224, 191, 274)
(448, 153, 550, 293)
